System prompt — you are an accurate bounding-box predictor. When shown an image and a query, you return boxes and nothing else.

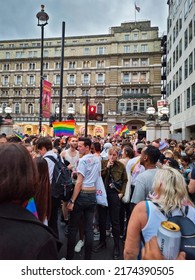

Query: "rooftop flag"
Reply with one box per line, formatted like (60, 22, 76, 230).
(52, 120, 76, 137)
(135, 3, 140, 12)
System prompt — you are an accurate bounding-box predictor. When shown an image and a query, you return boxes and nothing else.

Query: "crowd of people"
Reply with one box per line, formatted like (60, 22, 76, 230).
(0, 131, 195, 260)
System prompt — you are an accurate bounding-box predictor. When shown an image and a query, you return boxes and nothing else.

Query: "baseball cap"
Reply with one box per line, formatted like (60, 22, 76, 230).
(159, 141, 168, 151)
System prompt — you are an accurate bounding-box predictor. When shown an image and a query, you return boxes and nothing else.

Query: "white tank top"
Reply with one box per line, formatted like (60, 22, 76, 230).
(142, 201, 195, 243)
(63, 149, 79, 169)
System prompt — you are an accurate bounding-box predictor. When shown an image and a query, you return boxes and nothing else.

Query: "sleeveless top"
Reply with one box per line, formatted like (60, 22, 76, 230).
(63, 149, 79, 169)
(142, 200, 195, 243)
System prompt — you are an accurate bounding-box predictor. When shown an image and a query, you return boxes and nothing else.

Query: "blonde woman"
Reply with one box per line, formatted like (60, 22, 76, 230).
(124, 166, 195, 260)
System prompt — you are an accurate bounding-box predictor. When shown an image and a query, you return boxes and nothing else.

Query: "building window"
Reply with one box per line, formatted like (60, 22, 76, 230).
(96, 89, 104, 96)
(133, 45, 138, 53)
(29, 63, 36, 70)
(189, 52, 193, 75)
(1, 91, 8, 97)
(55, 74, 61, 84)
(28, 103, 34, 114)
(133, 33, 138, 40)
(16, 51, 23, 58)
(69, 74, 75, 84)
(83, 61, 90, 68)
(14, 103, 20, 114)
(141, 58, 148, 66)
(6, 52, 10, 59)
(29, 75, 35, 85)
(3, 76, 9, 86)
(189, 20, 193, 43)
(97, 103, 103, 114)
(186, 87, 190, 109)
(83, 73, 89, 84)
(15, 75, 22, 85)
(84, 47, 90, 55)
(192, 83, 195, 106)
(97, 47, 105, 55)
(44, 50, 48, 57)
(16, 63, 23, 70)
(141, 44, 148, 52)
(132, 59, 138, 66)
(123, 73, 129, 83)
(131, 72, 138, 83)
(3, 64, 10, 71)
(28, 51, 37, 58)
(68, 90, 75, 96)
(55, 62, 61, 69)
(184, 28, 188, 49)
(124, 34, 130, 41)
(97, 73, 104, 84)
(97, 60, 104, 68)
(43, 62, 49, 69)
(27, 90, 34, 96)
(140, 101, 145, 112)
(124, 45, 130, 53)
(69, 61, 76, 68)
(140, 72, 147, 82)
(53, 90, 60, 96)
(179, 66, 182, 85)
(123, 59, 130, 67)
(184, 58, 188, 79)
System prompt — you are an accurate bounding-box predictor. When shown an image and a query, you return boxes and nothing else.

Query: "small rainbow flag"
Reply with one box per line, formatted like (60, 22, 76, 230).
(119, 125, 130, 136)
(25, 197, 39, 219)
(53, 120, 76, 137)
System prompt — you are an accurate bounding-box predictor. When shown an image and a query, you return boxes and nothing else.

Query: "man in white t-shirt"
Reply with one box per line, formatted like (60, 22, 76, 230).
(131, 145, 161, 206)
(66, 137, 100, 260)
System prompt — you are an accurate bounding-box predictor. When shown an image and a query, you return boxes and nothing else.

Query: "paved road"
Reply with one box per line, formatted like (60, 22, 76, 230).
(58, 214, 124, 260)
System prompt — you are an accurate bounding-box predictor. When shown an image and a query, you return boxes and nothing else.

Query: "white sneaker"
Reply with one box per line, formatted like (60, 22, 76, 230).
(74, 240, 84, 253)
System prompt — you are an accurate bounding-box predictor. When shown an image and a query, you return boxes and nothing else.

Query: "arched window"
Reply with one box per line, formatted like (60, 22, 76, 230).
(14, 103, 20, 114)
(97, 103, 103, 114)
(28, 103, 34, 114)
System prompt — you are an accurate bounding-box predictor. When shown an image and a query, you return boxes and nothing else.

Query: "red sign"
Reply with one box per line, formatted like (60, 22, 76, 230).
(42, 80, 52, 118)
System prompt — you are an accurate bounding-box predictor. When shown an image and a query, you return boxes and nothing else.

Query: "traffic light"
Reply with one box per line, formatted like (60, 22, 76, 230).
(95, 113, 103, 121)
(89, 106, 96, 120)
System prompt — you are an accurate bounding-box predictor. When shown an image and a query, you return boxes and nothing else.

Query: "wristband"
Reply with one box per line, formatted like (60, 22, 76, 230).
(69, 199, 74, 204)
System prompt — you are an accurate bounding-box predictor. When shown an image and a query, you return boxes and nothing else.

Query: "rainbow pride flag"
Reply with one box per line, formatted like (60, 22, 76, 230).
(119, 125, 130, 136)
(25, 197, 39, 219)
(53, 120, 76, 137)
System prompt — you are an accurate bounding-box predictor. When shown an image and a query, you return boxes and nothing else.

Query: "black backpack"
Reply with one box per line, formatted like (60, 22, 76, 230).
(157, 204, 195, 260)
(45, 155, 74, 200)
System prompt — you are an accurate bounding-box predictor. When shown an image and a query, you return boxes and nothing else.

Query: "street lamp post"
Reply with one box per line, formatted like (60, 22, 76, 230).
(36, 5, 49, 134)
(84, 93, 89, 137)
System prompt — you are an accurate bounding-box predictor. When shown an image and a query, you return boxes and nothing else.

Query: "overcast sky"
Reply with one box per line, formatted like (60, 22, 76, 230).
(0, 0, 168, 41)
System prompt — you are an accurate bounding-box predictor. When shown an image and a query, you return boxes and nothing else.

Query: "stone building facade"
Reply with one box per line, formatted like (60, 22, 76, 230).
(0, 20, 162, 137)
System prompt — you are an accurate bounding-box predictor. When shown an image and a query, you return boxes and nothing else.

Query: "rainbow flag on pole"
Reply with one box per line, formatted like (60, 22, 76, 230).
(52, 120, 76, 137)
(119, 125, 130, 136)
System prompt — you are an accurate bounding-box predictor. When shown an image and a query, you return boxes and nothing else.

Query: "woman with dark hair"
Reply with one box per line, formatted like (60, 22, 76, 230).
(33, 157, 51, 225)
(0, 143, 61, 260)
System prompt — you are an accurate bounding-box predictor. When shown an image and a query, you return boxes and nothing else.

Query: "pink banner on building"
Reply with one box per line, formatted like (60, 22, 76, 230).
(42, 80, 52, 118)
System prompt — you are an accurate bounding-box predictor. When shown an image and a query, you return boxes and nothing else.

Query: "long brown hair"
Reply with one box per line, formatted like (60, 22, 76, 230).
(0, 143, 37, 203)
(33, 157, 51, 223)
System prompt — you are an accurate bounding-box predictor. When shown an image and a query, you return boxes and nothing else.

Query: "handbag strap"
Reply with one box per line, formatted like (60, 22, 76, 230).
(131, 157, 140, 173)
